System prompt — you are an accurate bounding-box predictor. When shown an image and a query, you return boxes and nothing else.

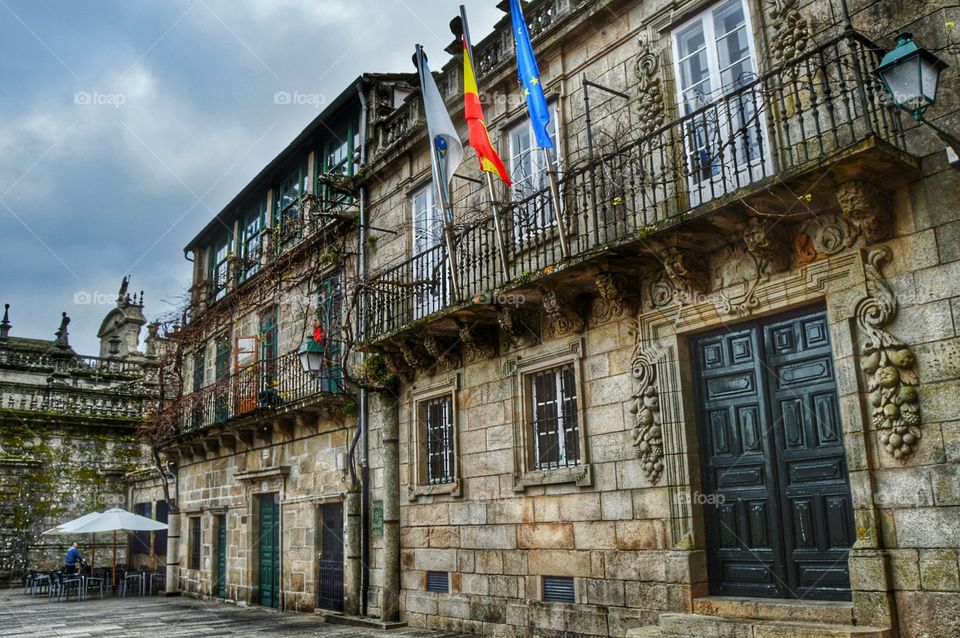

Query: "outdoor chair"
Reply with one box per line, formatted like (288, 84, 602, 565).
(81, 566, 106, 600)
(55, 571, 83, 602)
(23, 570, 36, 594)
(31, 571, 52, 597)
(149, 569, 166, 595)
(120, 568, 146, 597)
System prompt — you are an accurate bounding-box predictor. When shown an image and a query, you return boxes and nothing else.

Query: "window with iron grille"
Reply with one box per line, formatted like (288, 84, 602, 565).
(189, 517, 202, 570)
(542, 576, 575, 603)
(421, 395, 455, 485)
(426, 571, 449, 593)
(528, 363, 580, 470)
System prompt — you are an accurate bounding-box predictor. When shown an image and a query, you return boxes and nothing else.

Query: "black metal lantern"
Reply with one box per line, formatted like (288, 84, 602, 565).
(875, 33, 949, 121)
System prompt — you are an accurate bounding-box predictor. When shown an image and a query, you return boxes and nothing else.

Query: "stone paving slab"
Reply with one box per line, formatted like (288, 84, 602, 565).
(0, 589, 467, 637)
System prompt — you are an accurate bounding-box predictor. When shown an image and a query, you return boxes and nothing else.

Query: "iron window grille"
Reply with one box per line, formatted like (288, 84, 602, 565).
(422, 395, 455, 485)
(528, 363, 580, 470)
(189, 517, 201, 570)
(426, 571, 450, 593)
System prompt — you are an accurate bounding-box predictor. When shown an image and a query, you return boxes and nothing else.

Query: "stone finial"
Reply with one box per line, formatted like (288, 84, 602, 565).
(145, 321, 160, 358)
(54, 312, 71, 349)
(117, 276, 130, 304)
(0, 304, 10, 339)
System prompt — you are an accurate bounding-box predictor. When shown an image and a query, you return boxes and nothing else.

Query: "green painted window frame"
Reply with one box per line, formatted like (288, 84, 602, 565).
(240, 198, 267, 282)
(316, 122, 358, 215)
(316, 270, 343, 392)
(208, 232, 232, 302)
(273, 159, 310, 252)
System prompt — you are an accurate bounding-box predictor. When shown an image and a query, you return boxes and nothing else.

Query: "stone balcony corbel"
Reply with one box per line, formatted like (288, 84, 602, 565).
(539, 286, 585, 339)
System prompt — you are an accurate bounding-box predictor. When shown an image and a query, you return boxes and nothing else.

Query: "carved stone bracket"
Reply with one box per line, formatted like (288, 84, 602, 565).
(648, 246, 710, 308)
(743, 216, 791, 274)
(423, 334, 460, 373)
(591, 272, 636, 324)
(628, 336, 665, 484)
(768, 0, 810, 66)
(856, 247, 922, 461)
(796, 213, 860, 265)
(378, 348, 413, 383)
(401, 340, 432, 376)
(836, 180, 892, 245)
(541, 288, 585, 339)
(635, 34, 666, 137)
(458, 322, 496, 364)
(498, 306, 539, 350)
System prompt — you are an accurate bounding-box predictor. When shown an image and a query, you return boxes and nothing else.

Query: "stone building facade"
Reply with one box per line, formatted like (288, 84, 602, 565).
(0, 283, 158, 582)
(146, 0, 960, 636)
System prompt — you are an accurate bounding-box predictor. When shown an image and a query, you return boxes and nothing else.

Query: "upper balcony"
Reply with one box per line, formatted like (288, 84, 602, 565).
(361, 31, 919, 349)
(153, 348, 345, 453)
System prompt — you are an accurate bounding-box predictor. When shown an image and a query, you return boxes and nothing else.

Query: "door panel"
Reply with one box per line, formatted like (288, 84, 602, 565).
(216, 515, 226, 598)
(317, 503, 344, 612)
(257, 494, 280, 608)
(695, 308, 854, 601)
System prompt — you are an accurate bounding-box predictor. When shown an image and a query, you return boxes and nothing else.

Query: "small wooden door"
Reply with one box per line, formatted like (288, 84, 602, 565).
(693, 307, 855, 600)
(316, 503, 344, 612)
(216, 515, 226, 598)
(257, 494, 280, 608)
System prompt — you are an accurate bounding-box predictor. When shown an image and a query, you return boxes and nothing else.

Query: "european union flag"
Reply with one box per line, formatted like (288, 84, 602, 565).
(510, 0, 553, 149)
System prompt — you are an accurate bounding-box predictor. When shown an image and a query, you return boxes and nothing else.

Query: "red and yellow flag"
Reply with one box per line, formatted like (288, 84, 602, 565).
(463, 37, 511, 187)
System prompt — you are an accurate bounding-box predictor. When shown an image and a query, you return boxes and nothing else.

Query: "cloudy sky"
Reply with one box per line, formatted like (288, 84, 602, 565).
(0, 0, 502, 355)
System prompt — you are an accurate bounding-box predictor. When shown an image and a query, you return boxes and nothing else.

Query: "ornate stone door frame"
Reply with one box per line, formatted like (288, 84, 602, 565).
(632, 248, 908, 627)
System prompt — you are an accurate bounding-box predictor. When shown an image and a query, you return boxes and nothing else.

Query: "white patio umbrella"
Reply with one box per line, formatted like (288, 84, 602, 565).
(70, 507, 169, 587)
(43, 511, 103, 569)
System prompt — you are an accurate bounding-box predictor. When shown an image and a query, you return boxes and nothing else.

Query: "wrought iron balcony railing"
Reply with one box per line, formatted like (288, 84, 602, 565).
(162, 347, 343, 438)
(362, 32, 907, 341)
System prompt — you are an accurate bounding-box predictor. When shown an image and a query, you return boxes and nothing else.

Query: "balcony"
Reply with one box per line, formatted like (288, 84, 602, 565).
(0, 382, 149, 421)
(361, 32, 919, 344)
(156, 348, 344, 446)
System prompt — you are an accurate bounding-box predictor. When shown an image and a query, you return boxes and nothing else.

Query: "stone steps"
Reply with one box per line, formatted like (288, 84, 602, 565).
(691, 596, 854, 625)
(653, 613, 893, 638)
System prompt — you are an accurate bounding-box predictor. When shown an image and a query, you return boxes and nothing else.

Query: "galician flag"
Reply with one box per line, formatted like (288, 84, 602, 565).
(510, 0, 553, 149)
(415, 45, 463, 192)
(463, 35, 511, 186)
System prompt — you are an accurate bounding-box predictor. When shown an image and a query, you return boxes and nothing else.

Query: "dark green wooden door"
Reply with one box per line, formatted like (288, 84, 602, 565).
(216, 515, 226, 598)
(317, 503, 344, 612)
(257, 494, 280, 608)
(693, 307, 855, 601)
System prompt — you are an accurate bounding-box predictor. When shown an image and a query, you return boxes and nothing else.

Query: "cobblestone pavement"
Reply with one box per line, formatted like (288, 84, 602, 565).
(0, 588, 467, 637)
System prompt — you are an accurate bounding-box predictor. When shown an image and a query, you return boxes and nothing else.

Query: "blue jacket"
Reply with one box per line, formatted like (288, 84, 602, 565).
(65, 547, 83, 565)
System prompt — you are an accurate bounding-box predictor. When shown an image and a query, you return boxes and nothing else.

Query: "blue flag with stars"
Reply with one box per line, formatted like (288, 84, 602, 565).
(510, 0, 553, 149)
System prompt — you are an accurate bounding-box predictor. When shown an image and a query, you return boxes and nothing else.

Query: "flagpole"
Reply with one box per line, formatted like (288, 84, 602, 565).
(460, 6, 510, 278)
(416, 44, 462, 302)
(542, 147, 569, 258)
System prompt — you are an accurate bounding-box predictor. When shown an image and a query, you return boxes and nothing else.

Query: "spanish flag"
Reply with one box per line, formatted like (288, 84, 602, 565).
(463, 36, 511, 187)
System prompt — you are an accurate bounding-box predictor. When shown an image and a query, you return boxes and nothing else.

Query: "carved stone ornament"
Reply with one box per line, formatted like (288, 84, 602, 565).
(836, 180, 892, 245)
(856, 247, 922, 461)
(423, 334, 460, 372)
(662, 246, 710, 294)
(712, 245, 766, 317)
(767, 0, 810, 65)
(542, 288, 585, 339)
(400, 341, 431, 376)
(635, 34, 666, 137)
(628, 336, 664, 484)
(743, 216, 791, 274)
(459, 323, 496, 364)
(498, 306, 538, 349)
(381, 349, 412, 382)
(796, 213, 860, 265)
(592, 272, 633, 324)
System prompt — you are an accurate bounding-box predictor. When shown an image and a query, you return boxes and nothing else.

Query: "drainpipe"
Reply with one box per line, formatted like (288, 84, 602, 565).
(355, 80, 371, 617)
(165, 461, 180, 596)
(381, 396, 400, 621)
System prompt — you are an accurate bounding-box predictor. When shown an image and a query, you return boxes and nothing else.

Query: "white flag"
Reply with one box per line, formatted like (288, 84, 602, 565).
(416, 46, 463, 192)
